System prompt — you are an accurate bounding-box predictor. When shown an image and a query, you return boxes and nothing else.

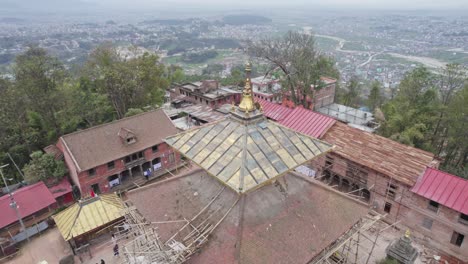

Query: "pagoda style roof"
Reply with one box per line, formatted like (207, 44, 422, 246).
(53, 193, 125, 241)
(165, 113, 333, 193)
(128, 170, 369, 264)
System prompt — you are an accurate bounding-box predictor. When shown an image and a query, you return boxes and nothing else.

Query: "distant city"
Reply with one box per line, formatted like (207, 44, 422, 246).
(1, 9, 467, 96)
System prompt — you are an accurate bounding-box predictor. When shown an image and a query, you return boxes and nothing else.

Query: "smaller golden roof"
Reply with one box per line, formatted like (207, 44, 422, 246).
(53, 193, 125, 241)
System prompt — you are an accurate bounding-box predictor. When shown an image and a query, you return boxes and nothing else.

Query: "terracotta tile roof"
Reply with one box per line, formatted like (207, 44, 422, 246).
(53, 193, 125, 240)
(256, 98, 293, 122)
(44, 144, 64, 160)
(412, 167, 468, 214)
(320, 76, 337, 84)
(60, 109, 178, 172)
(128, 171, 368, 264)
(323, 122, 435, 186)
(0, 182, 56, 229)
(279, 107, 336, 139)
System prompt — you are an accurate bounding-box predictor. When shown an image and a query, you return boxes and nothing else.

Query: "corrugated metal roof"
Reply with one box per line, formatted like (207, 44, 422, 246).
(257, 99, 293, 122)
(0, 182, 56, 229)
(411, 167, 468, 215)
(279, 107, 336, 139)
(53, 193, 125, 240)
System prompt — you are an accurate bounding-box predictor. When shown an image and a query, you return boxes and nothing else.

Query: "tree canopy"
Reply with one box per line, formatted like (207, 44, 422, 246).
(23, 151, 67, 184)
(380, 65, 467, 178)
(0, 45, 175, 186)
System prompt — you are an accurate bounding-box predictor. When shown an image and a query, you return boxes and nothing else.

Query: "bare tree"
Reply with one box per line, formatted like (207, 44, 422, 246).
(247, 31, 338, 107)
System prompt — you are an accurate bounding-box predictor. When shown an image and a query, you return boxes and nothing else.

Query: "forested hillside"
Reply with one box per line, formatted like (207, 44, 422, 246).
(0, 45, 183, 185)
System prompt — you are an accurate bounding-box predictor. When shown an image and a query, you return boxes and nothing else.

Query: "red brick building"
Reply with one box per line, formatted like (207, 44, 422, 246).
(400, 168, 468, 261)
(281, 77, 337, 110)
(57, 109, 181, 195)
(170, 80, 240, 109)
(251, 76, 282, 103)
(260, 99, 468, 261)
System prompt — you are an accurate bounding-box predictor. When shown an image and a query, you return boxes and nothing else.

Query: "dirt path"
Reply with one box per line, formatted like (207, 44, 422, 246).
(6, 228, 74, 264)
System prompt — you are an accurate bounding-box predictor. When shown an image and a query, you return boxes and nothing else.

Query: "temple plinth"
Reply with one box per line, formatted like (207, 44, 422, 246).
(386, 229, 418, 264)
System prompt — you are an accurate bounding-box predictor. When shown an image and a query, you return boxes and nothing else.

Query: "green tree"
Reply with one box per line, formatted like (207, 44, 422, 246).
(367, 81, 383, 111)
(85, 44, 169, 118)
(58, 77, 114, 132)
(431, 64, 467, 151)
(440, 83, 468, 175)
(13, 46, 66, 141)
(167, 65, 185, 83)
(23, 151, 67, 184)
(380, 67, 440, 150)
(125, 108, 145, 117)
(340, 77, 361, 107)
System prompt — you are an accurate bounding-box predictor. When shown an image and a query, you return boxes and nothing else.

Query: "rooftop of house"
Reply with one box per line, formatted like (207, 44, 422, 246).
(164, 104, 226, 124)
(412, 167, 468, 214)
(250, 76, 279, 85)
(128, 170, 369, 264)
(0, 182, 56, 229)
(178, 82, 240, 99)
(316, 103, 375, 127)
(279, 107, 336, 139)
(53, 193, 125, 241)
(323, 122, 437, 186)
(60, 109, 178, 172)
(256, 98, 293, 122)
(47, 178, 73, 199)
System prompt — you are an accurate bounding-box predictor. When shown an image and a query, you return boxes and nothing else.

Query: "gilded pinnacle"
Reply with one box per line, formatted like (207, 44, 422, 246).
(238, 62, 256, 112)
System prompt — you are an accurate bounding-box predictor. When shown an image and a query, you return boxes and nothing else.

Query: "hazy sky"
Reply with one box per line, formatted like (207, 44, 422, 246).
(84, 0, 468, 9)
(3, 0, 468, 10)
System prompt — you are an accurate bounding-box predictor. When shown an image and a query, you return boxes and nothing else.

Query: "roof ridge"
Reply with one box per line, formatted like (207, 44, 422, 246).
(238, 124, 249, 192)
(61, 109, 163, 139)
(0, 182, 44, 201)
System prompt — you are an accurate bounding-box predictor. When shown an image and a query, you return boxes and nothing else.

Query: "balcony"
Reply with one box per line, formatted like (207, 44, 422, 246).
(124, 157, 145, 169)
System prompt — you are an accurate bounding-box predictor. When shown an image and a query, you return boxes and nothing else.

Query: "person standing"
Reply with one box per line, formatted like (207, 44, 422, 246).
(113, 244, 119, 256)
(100, 259, 105, 264)
(111, 234, 117, 245)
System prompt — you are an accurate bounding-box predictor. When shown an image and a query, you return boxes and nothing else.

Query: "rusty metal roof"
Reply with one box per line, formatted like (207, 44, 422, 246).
(165, 114, 333, 194)
(412, 167, 468, 214)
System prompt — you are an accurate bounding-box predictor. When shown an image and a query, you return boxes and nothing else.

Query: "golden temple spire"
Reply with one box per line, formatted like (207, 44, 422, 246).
(405, 229, 411, 238)
(238, 61, 256, 112)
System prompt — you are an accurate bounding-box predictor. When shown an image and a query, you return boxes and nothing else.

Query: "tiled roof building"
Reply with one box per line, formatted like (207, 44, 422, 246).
(57, 109, 181, 195)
